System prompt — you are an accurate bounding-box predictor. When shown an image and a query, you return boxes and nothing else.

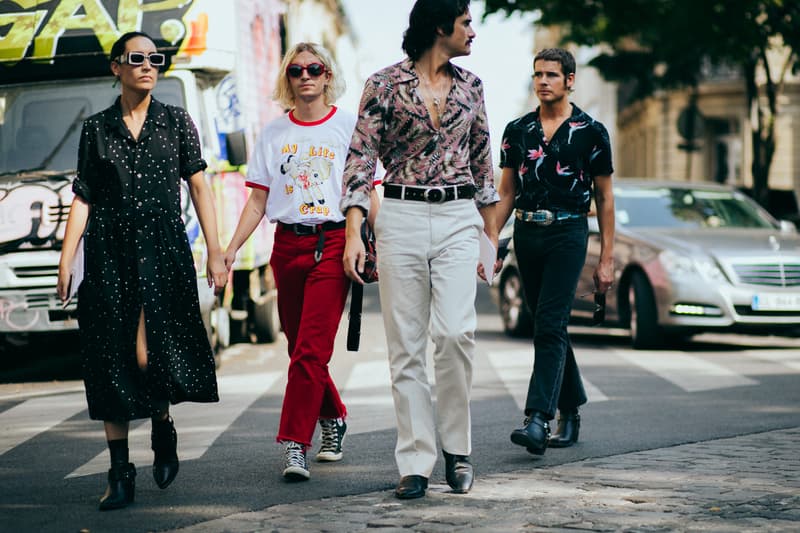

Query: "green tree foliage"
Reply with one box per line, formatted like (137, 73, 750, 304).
(484, 0, 800, 207)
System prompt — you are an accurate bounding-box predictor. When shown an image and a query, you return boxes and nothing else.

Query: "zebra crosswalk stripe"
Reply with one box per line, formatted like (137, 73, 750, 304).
(65, 372, 282, 479)
(2, 346, 797, 465)
(744, 350, 800, 372)
(613, 350, 758, 392)
(340, 359, 396, 435)
(0, 392, 86, 456)
(487, 350, 608, 411)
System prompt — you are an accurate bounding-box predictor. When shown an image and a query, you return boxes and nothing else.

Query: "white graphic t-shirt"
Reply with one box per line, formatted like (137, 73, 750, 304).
(246, 106, 360, 225)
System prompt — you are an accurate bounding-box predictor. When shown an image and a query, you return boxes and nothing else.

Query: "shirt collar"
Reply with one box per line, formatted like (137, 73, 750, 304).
(397, 57, 469, 84)
(533, 102, 586, 121)
(105, 96, 169, 139)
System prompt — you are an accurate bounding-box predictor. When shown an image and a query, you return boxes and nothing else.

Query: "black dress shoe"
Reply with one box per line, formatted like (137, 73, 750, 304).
(443, 451, 473, 493)
(549, 410, 580, 448)
(510, 411, 551, 455)
(395, 475, 428, 499)
(152, 416, 179, 489)
(98, 462, 136, 511)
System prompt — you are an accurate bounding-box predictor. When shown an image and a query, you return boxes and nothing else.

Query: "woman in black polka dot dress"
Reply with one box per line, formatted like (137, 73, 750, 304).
(56, 32, 227, 511)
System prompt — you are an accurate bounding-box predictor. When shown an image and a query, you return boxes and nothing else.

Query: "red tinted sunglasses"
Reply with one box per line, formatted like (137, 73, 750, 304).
(286, 63, 326, 78)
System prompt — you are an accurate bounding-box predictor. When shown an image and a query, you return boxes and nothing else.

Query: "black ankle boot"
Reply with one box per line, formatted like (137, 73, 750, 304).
(151, 416, 179, 489)
(510, 411, 551, 455)
(98, 462, 136, 511)
(549, 410, 580, 448)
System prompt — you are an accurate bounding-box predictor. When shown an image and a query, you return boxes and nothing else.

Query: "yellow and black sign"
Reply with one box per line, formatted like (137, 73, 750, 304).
(0, 0, 193, 84)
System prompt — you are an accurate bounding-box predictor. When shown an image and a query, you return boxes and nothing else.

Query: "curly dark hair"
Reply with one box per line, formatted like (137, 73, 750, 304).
(110, 31, 154, 63)
(534, 48, 576, 78)
(401, 0, 471, 61)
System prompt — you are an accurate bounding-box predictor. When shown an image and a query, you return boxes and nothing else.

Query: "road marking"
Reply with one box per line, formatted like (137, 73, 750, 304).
(581, 379, 609, 404)
(0, 393, 86, 456)
(342, 360, 391, 390)
(487, 350, 608, 411)
(745, 350, 800, 372)
(0, 384, 84, 401)
(341, 360, 396, 435)
(66, 372, 281, 478)
(614, 350, 758, 392)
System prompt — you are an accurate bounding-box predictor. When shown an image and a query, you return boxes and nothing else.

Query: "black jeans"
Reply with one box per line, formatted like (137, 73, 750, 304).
(513, 217, 589, 420)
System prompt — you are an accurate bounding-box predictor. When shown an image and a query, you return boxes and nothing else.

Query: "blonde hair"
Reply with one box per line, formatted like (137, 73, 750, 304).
(273, 42, 345, 109)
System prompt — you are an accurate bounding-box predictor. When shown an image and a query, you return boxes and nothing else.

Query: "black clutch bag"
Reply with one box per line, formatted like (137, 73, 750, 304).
(347, 221, 378, 351)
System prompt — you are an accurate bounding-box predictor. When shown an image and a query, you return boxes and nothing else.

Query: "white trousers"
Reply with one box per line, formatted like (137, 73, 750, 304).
(374, 197, 483, 477)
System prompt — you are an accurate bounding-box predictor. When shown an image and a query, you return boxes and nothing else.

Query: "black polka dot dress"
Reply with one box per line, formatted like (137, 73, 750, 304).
(73, 97, 219, 422)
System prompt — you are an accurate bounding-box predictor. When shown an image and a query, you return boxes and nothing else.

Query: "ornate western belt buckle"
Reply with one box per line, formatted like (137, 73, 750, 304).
(532, 209, 554, 226)
(423, 187, 447, 203)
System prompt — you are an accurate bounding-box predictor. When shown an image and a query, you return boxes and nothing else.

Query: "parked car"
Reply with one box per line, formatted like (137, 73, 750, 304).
(493, 179, 800, 348)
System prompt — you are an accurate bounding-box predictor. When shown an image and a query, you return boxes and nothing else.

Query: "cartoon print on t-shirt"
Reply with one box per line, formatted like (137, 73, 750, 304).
(280, 152, 333, 208)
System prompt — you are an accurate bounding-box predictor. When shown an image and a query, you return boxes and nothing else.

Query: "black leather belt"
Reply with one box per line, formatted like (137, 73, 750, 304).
(383, 183, 475, 203)
(278, 220, 346, 263)
(278, 220, 346, 236)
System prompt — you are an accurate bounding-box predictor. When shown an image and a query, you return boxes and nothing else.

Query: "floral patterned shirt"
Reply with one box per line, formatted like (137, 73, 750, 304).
(341, 58, 498, 213)
(500, 104, 613, 213)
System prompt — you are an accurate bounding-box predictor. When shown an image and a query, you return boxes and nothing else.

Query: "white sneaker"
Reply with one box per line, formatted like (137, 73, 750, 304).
(282, 441, 309, 480)
(316, 418, 347, 462)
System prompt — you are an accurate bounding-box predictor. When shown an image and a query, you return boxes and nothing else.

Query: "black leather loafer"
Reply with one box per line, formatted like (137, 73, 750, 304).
(443, 451, 473, 493)
(395, 475, 428, 499)
(152, 416, 179, 489)
(549, 410, 580, 448)
(510, 411, 551, 455)
(99, 462, 136, 511)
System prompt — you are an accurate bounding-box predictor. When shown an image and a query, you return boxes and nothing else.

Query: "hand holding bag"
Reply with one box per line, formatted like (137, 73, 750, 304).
(347, 220, 378, 351)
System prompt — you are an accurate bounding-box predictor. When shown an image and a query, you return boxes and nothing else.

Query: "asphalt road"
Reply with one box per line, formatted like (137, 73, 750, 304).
(1, 284, 799, 532)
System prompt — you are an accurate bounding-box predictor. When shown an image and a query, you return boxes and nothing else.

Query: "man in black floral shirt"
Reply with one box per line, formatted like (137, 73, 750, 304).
(495, 48, 615, 456)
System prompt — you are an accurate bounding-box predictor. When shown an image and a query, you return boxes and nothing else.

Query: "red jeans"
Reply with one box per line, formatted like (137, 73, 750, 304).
(270, 225, 349, 446)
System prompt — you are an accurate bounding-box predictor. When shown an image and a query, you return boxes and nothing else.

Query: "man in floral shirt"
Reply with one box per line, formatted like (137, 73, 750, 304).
(495, 48, 615, 457)
(341, 0, 498, 500)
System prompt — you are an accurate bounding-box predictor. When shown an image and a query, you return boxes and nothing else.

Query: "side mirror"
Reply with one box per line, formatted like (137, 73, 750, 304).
(779, 220, 798, 235)
(225, 130, 248, 167)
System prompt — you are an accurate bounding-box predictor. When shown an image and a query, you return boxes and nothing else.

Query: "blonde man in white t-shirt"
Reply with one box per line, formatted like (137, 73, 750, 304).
(224, 42, 379, 481)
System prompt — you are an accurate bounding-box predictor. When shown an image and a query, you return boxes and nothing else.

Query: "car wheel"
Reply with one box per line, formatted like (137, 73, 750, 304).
(628, 271, 663, 349)
(499, 269, 533, 337)
(249, 265, 280, 343)
(252, 292, 280, 343)
(209, 296, 230, 368)
(229, 313, 250, 345)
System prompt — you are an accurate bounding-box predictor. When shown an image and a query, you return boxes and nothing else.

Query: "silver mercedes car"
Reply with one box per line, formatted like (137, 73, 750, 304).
(494, 179, 800, 348)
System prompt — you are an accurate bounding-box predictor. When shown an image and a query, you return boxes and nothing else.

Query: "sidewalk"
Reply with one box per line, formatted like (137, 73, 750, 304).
(170, 427, 800, 532)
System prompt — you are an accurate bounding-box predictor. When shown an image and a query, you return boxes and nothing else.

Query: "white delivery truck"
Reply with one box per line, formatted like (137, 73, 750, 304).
(0, 0, 285, 354)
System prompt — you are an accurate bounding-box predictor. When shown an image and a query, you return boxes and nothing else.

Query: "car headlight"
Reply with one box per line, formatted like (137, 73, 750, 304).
(659, 250, 728, 283)
(660, 250, 694, 276)
(694, 258, 728, 283)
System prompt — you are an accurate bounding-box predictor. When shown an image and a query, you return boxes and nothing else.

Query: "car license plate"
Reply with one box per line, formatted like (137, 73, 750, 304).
(751, 293, 800, 311)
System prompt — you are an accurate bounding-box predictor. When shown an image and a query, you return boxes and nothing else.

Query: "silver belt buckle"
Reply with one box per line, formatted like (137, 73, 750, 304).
(532, 209, 554, 226)
(423, 186, 447, 203)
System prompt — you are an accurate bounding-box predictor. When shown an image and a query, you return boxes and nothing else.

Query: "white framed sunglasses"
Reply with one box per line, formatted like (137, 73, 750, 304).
(116, 52, 166, 67)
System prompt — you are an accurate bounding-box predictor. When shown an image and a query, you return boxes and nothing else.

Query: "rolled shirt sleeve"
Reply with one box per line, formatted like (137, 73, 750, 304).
(340, 78, 387, 215)
(470, 81, 499, 208)
(177, 107, 208, 180)
(72, 120, 95, 202)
